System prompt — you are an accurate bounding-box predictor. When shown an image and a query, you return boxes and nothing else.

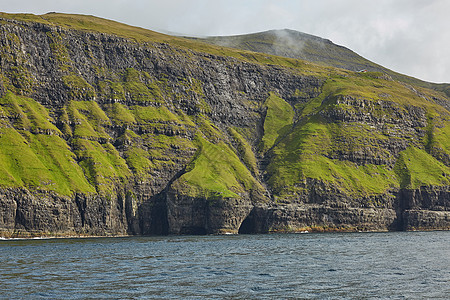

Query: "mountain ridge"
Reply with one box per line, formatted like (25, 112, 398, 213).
(195, 28, 450, 95)
(0, 12, 449, 237)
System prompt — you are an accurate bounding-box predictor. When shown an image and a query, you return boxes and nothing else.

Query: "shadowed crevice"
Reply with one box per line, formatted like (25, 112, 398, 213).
(238, 210, 256, 234)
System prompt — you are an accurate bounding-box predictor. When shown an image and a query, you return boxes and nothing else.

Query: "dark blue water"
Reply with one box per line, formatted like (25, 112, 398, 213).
(1, 231, 449, 299)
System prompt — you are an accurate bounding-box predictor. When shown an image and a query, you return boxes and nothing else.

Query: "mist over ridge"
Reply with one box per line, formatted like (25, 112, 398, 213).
(192, 28, 450, 96)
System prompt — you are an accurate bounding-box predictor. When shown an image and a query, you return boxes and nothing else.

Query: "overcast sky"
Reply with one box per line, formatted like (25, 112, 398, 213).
(1, 0, 449, 83)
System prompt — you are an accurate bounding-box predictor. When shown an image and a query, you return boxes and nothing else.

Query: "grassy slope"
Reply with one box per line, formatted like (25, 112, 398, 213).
(173, 134, 264, 200)
(0, 92, 95, 195)
(260, 92, 295, 153)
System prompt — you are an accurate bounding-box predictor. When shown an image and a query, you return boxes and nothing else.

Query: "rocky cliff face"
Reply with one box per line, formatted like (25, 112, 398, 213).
(0, 13, 449, 237)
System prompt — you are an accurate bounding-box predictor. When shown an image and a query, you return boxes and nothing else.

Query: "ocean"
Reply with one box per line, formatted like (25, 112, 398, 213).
(1, 231, 449, 299)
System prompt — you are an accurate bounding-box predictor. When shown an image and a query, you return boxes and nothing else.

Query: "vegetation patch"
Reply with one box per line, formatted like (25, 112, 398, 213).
(0, 92, 61, 134)
(228, 127, 259, 175)
(0, 125, 94, 195)
(66, 100, 110, 139)
(173, 134, 263, 200)
(266, 113, 401, 197)
(0, 12, 449, 207)
(98, 80, 126, 101)
(260, 92, 294, 152)
(46, 31, 73, 71)
(320, 74, 445, 113)
(131, 105, 180, 123)
(74, 139, 131, 193)
(62, 75, 96, 100)
(0, 33, 35, 94)
(394, 146, 450, 189)
(103, 102, 136, 124)
(124, 147, 154, 178)
(122, 68, 163, 103)
(191, 114, 222, 142)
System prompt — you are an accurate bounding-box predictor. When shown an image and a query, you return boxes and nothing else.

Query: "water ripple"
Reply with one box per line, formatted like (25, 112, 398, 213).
(0, 232, 449, 299)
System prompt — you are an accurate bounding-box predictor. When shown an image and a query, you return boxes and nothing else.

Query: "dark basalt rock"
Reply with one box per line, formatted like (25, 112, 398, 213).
(0, 15, 449, 237)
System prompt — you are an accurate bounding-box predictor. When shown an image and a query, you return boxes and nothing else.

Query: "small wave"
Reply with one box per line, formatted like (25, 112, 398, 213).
(258, 273, 275, 277)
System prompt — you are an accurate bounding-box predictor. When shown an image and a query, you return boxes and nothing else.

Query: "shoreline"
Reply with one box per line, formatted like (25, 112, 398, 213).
(1, 228, 448, 241)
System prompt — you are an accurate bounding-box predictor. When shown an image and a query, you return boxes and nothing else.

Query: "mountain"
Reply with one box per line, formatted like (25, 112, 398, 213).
(0, 12, 449, 238)
(196, 29, 450, 97)
(195, 29, 376, 71)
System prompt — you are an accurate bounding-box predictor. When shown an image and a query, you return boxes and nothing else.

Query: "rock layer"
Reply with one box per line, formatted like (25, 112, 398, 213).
(0, 13, 449, 237)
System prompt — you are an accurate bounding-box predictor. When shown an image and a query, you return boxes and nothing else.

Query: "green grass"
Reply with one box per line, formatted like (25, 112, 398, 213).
(67, 100, 110, 139)
(0, 12, 171, 43)
(124, 147, 154, 178)
(173, 134, 263, 200)
(0, 126, 94, 195)
(97, 69, 164, 103)
(0, 12, 449, 202)
(267, 147, 399, 199)
(394, 146, 450, 189)
(320, 74, 446, 113)
(103, 102, 136, 124)
(131, 133, 196, 178)
(146, 133, 194, 150)
(199, 29, 450, 96)
(201, 29, 372, 69)
(58, 107, 73, 137)
(228, 127, 259, 175)
(26, 134, 96, 194)
(0, 12, 330, 76)
(0, 91, 197, 196)
(124, 81, 155, 102)
(98, 81, 126, 101)
(0, 92, 61, 133)
(295, 92, 325, 119)
(265, 80, 450, 198)
(0, 33, 35, 94)
(46, 31, 73, 70)
(266, 113, 399, 197)
(124, 68, 141, 82)
(260, 92, 294, 152)
(142, 133, 195, 168)
(430, 118, 450, 154)
(0, 127, 52, 188)
(0, 93, 96, 195)
(62, 75, 95, 99)
(192, 115, 223, 142)
(74, 139, 131, 193)
(131, 105, 181, 123)
(3, 10, 449, 101)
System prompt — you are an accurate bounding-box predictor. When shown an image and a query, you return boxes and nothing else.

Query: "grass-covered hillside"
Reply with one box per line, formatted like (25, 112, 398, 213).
(0, 12, 449, 236)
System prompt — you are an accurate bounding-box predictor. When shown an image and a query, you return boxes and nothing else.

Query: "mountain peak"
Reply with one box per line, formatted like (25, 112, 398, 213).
(201, 28, 370, 71)
(197, 28, 449, 95)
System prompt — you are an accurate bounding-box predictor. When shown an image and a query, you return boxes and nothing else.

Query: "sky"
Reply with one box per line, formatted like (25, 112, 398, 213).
(1, 0, 449, 83)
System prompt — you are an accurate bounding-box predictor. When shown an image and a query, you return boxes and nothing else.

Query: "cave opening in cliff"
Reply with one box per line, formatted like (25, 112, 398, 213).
(238, 212, 256, 234)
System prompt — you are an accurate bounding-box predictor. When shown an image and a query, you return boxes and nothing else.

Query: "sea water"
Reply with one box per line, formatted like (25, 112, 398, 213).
(1, 231, 449, 299)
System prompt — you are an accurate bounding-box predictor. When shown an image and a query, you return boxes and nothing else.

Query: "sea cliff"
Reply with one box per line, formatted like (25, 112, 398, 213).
(0, 13, 449, 237)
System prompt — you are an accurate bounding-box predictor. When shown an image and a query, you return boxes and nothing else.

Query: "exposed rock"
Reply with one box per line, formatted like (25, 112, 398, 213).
(0, 14, 449, 237)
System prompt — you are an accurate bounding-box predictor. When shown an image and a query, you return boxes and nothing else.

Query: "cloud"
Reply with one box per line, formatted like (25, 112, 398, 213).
(0, 0, 448, 82)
